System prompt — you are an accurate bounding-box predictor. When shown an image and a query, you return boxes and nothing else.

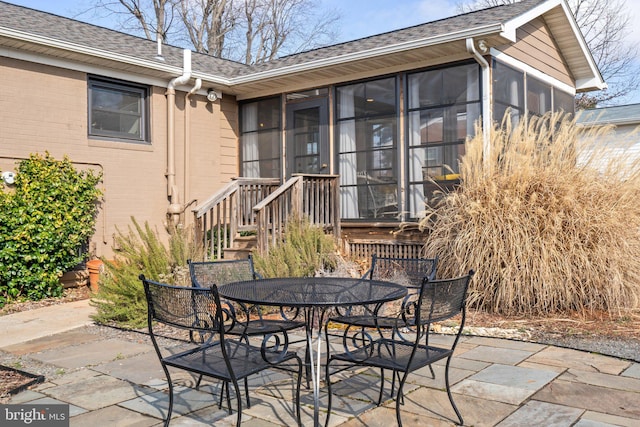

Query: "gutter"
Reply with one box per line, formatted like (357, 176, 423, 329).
(166, 49, 192, 223)
(466, 37, 492, 168)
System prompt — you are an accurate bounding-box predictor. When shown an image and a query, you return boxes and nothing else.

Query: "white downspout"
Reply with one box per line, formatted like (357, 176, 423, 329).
(466, 38, 491, 169)
(183, 78, 202, 225)
(166, 49, 192, 221)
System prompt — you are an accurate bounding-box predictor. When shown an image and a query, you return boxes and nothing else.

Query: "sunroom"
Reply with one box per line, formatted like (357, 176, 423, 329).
(194, 0, 604, 257)
(238, 58, 577, 224)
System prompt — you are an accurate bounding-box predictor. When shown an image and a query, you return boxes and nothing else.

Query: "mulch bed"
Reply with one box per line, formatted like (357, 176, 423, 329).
(0, 365, 44, 398)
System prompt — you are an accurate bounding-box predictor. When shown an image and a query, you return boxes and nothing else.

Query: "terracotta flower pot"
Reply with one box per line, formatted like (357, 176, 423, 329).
(86, 259, 104, 293)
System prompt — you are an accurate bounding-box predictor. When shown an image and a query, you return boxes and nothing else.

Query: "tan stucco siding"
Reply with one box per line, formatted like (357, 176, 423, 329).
(497, 18, 574, 86)
(0, 57, 236, 258)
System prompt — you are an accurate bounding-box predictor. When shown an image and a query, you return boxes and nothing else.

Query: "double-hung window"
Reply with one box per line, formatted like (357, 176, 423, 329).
(88, 76, 149, 142)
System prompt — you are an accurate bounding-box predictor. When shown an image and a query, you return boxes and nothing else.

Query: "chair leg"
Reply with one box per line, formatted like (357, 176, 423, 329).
(295, 357, 303, 426)
(445, 355, 464, 425)
(428, 364, 436, 379)
(244, 377, 250, 408)
(231, 379, 242, 426)
(162, 366, 174, 427)
(218, 381, 225, 409)
(394, 372, 410, 427)
(325, 360, 333, 427)
(377, 368, 385, 405)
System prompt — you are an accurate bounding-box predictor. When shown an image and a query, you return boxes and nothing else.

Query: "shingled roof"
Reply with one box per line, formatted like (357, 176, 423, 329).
(250, 0, 547, 73)
(0, 0, 602, 97)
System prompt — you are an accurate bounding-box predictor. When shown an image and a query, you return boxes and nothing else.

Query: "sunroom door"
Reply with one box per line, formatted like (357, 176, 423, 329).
(286, 98, 329, 176)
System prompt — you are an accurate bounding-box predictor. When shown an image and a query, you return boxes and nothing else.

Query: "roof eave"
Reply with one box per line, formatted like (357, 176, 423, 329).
(229, 23, 505, 85)
(0, 26, 234, 87)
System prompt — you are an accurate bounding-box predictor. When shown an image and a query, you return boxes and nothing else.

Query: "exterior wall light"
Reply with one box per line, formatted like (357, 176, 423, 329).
(1, 171, 16, 185)
(207, 89, 220, 102)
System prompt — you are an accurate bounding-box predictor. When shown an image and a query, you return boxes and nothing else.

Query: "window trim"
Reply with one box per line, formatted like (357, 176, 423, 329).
(88, 76, 150, 143)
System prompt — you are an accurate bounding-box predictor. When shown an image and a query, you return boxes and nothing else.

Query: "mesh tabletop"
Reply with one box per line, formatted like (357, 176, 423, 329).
(219, 277, 407, 308)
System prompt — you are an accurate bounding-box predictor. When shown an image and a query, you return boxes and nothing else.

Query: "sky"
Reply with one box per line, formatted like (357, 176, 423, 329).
(6, 0, 640, 105)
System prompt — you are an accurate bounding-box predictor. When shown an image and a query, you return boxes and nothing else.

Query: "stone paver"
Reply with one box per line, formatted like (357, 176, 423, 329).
(579, 410, 640, 427)
(456, 345, 533, 365)
(623, 362, 640, 379)
(92, 352, 165, 385)
(559, 368, 640, 392)
(30, 338, 153, 369)
(1, 329, 101, 355)
(526, 346, 632, 374)
(495, 400, 583, 426)
(69, 405, 158, 427)
(452, 364, 558, 405)
(0, 300, 95, 348)
(43, 374, 149, 411)
(389, 387, 517, 427)
(463, 336, 547, 352)
(533, 379, 640, 419)
(118, 386, 217, 420)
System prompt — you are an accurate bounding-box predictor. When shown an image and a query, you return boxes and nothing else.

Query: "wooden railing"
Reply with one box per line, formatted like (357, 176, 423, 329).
(192, 178, 280, 258)
(193, 174, 340, 257)
(253, 174, 340, 253)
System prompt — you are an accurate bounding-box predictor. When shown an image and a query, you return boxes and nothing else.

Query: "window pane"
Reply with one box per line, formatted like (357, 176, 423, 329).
(527, 77, 551, 116)
(89, 78, 147, 142)
(240, 97, 282, 178)
(407, 63, 479, 218)
(493, 61, 524, 123)
(337, 77, 398, 220)
(554, 88, 575, 116)
(364, 78, 396, 115)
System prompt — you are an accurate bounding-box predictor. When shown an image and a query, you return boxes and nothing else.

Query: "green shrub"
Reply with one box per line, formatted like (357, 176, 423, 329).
(0, 153, 102, 305)
(90, 218, 202, 328)
(252, 217, 337, 278)
(420, 112, 640, 316)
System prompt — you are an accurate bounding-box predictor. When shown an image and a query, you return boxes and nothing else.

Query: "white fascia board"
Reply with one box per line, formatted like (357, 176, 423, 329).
(0, 46, 169, 87)
(576, 76, 608, 92)
(0, 27, 233, 87)
(229, 23, 504, 85)
(500, 0, 562, 41)
(491, 49, 576, 95)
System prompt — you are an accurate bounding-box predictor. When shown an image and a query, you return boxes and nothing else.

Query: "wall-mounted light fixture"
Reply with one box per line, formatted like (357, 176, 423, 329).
(1, 171, 16, 185)
(477, 39, 488, 54)
(207, 89, 221, 102)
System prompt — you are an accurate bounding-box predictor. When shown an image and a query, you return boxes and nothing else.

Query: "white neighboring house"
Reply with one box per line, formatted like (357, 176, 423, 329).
(576, 104, 640, 175)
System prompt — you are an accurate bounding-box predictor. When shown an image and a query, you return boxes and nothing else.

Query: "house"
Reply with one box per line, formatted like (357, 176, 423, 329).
(576, 104, 640, 174)
(0, 0, 604, 260)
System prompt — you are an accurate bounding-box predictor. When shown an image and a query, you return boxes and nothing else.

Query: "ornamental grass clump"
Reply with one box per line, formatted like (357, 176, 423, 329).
(421, 112, 640, 316)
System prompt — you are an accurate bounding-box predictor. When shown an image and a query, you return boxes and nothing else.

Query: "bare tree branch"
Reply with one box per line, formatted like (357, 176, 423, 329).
(92, 0, 340, 64)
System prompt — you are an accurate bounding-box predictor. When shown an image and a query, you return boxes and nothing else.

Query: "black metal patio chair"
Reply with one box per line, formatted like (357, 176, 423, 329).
(326, 255, 439, 389)
(187, 258, 306, 400)
(140, 275, 303, 427)
(188, 257, 304, 339)
(328, 254, 439, 330)
(324, 270, 474, 427)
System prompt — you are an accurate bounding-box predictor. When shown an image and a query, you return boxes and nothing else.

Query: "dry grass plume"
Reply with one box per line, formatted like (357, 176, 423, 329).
(420, 112, 640, 316)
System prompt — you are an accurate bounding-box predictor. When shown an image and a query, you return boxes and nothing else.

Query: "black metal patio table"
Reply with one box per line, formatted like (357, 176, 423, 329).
(219, 276, 407, 427)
